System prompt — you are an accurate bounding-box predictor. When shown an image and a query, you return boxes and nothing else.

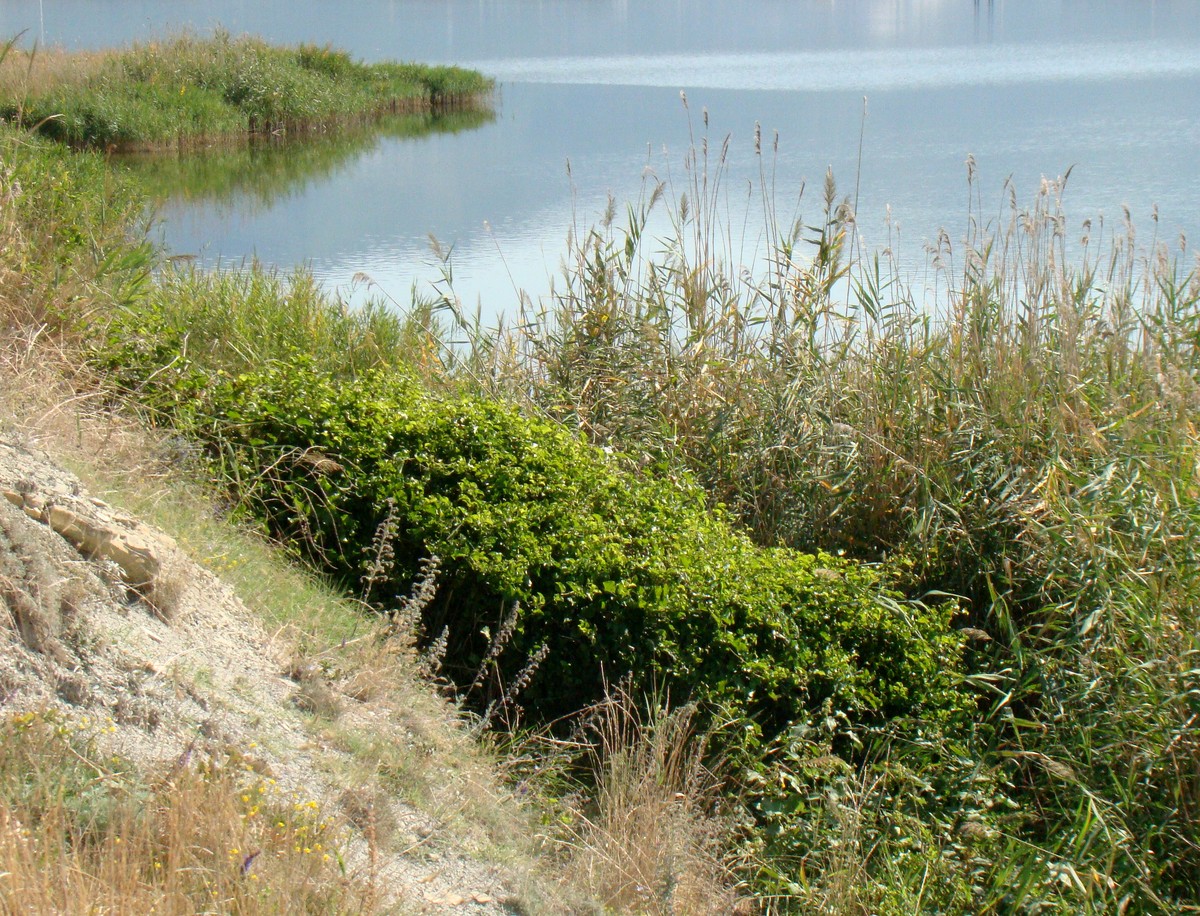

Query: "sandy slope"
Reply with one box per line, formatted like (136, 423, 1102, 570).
(0, 435, 526, 913)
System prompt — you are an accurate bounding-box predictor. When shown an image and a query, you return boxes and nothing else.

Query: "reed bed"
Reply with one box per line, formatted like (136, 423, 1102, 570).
(434, 128, 1200, 910)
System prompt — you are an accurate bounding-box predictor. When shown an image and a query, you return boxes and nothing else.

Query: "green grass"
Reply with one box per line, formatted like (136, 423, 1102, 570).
(100, 263, 419, 383)
(0, 123, 151, 338)
(0, 32, 493, 148)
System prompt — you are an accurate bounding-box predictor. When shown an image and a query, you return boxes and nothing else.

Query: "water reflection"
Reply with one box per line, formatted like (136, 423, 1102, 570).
(118, 110, 493, 215)
(973, 0, 996, 44)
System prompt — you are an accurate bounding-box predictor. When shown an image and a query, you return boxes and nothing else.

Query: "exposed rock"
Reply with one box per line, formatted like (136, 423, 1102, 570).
(1, 448, 179, 614)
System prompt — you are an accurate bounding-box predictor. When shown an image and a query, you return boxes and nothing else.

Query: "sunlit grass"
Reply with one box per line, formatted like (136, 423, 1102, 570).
(0, 32, 493, 148)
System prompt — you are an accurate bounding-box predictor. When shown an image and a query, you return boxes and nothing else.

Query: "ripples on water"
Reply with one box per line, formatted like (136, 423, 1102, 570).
(476, 41, 1200, 92)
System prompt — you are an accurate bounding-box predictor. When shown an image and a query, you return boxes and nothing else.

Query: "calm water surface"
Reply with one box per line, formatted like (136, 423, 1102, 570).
(5, 1, 1200, 320)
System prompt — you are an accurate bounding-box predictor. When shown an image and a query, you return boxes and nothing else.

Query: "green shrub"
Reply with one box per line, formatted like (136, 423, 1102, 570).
(144, 360, 965, 738)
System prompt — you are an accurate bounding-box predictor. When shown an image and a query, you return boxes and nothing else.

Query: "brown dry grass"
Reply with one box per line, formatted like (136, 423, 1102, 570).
(0, 709, 371, 914)
(0, 43, 109, 105)
(547, 690, 748, 915)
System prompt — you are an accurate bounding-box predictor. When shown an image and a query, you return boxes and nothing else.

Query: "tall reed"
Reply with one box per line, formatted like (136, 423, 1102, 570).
(441, 121, 1200, 910)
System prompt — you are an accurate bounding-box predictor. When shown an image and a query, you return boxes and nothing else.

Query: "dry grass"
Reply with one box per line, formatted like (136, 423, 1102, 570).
(0, 498, 86, 661)
(0, 43, 108, 105)
(539, 690, 747, 915)
(0, 709, 370, 914)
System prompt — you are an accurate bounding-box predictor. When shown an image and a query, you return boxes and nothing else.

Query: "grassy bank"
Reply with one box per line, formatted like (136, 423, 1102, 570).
(0, 32, 493, 148)
(3, 93, 1199, 913)
(0, 126, 746, 912)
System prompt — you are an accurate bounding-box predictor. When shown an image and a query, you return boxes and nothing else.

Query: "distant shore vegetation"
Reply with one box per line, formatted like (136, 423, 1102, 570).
(0, 31, 494, 149)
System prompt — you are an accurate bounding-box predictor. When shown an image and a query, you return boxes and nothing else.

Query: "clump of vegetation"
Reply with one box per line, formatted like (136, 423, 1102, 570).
(0, 32, 493, 148)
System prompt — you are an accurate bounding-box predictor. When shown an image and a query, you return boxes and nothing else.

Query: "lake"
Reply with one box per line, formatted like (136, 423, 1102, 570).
(5, 0, 1200, 323)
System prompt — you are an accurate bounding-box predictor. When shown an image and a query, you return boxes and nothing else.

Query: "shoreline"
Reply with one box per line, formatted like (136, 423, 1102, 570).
(0, 33, 495, 150)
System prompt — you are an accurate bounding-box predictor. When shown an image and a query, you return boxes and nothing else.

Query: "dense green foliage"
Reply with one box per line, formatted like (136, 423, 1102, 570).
(99, 312, 966, 737)
(1, 33, 493, 148)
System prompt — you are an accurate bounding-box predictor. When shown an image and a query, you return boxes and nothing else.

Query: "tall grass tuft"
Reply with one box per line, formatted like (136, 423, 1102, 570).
(530, 688, 744, 914)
